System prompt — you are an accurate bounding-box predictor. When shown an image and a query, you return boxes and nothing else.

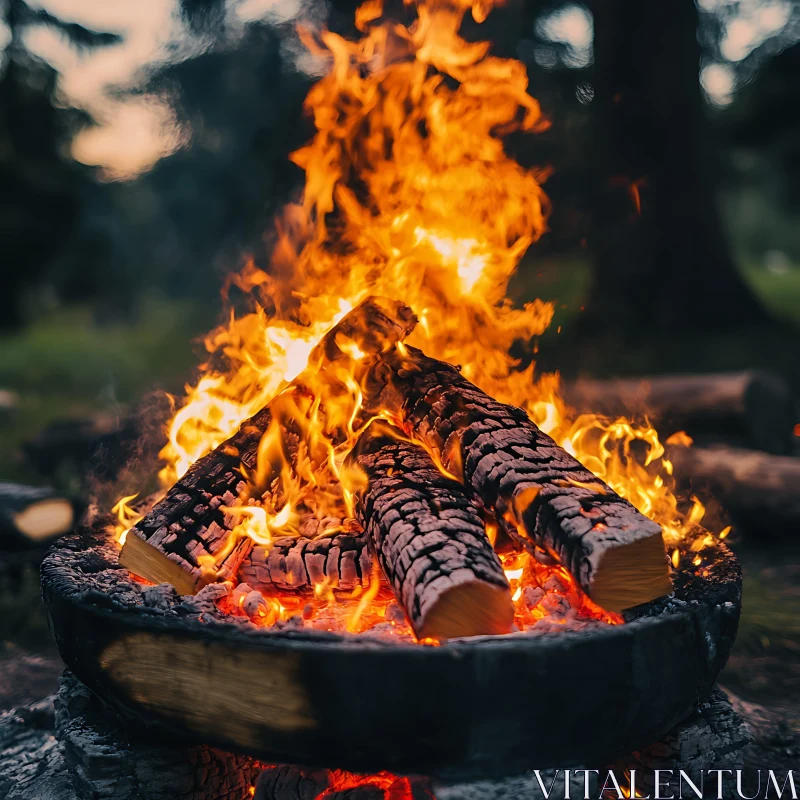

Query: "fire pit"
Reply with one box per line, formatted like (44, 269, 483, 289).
(42, 522, 739, 778)
(39, 0, 745, 787)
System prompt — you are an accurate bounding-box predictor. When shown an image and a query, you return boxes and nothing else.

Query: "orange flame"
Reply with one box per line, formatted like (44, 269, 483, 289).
(111, 493, 143, 545)
(116, 0, 722, 632)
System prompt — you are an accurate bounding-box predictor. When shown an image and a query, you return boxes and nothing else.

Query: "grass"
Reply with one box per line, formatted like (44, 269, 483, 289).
(721, 543, 800, 708)
(0, 296, 210, 655)
(741, 262, 800, 326)
(0, 296, 209, 485)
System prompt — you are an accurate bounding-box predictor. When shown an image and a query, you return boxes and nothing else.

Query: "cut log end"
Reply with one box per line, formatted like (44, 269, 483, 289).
(417, 581, 514, 641)
(118, 532, 201, 596)
(349, 422, 513, 641)
(13, 498, 73, 541)
(371, 347, 674, 614)
(588, 535, 673, 612)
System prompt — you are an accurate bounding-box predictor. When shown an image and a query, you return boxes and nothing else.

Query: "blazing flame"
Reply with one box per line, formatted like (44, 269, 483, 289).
(112, 493, 142, 546)
(116, 0, 723, 632)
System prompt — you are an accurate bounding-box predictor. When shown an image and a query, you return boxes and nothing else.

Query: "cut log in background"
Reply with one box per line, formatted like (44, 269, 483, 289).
(563, 370, 796, 455)
(669, 444, 800, 540)
(369, 347, 672, 612)
(348, 422, 513, 640)
(120, 297, 416, 595)
(0, 482, 74, 548)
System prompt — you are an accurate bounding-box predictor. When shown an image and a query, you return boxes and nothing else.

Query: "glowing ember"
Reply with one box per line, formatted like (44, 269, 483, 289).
(254, 766, 434, 799)
(113, 0, 724, 639)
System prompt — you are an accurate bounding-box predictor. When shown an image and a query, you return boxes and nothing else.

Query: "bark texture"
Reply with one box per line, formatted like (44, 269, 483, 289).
(370, 348, 672, 612)
(238, 531, 373, 592)
(348, 423, 513, 640)
(120, 297, 416, 594)
(119, 407, 269, 594)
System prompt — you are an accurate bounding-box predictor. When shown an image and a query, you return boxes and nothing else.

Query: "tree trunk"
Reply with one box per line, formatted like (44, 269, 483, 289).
(581, 0, 770, 334)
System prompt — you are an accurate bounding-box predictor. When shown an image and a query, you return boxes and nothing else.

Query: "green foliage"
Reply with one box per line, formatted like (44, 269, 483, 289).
(508, 253, 592, 332)
(741, 263, 800, 325)
(0, 297, 208, 483)
(721, 555, 800, 707)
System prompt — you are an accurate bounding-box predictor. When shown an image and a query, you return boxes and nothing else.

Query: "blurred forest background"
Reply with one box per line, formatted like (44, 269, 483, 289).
(0, 0, 798, 740)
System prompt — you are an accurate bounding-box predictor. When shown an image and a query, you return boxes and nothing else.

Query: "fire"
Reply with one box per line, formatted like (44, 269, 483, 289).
(111, 493, 142, 545)
(255, 766, 433, 799)
(140, 0, 555, 550)
(114, 0, 723, 633)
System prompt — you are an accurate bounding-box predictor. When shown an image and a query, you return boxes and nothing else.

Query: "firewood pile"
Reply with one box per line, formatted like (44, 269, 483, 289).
(117, 297, 674, 642)
(42, 524, 740, 773)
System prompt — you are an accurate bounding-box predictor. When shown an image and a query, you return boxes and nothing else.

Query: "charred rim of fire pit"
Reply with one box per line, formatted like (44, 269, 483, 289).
(41, 524, 741, 781)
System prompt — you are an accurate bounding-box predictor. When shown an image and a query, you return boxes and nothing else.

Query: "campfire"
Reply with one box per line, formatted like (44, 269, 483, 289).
(36, 0, 743, 792)
(110, 0, 721, 644)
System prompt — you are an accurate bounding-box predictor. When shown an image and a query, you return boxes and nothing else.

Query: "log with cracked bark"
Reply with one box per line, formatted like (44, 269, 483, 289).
(119, 298, 416, 595)
(369, 347, 673, 612)
(238, 530, 373, 592)
(347, 422, 514, 640)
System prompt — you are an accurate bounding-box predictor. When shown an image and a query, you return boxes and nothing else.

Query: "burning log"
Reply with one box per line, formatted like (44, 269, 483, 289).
(370, 348, 673, 612)
(238, 530, 373, 592)
(347, 422, 514, 640)
(118, 407, 269, 596)
(563, 371, 796, 455)
(669, 444, 800, 539)
(120, 298, 417, 595)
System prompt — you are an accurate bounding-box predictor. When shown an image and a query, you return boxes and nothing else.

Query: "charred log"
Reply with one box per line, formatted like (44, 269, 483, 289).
(370, 348, 672, 612)
(669, 444, 800, 539)
(120, 298, 416, 595)
(347, 422, 513, 641)
(564, 371, 796, 455)
(238, 531, 373, 592)
(118, 409, 266, 595)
